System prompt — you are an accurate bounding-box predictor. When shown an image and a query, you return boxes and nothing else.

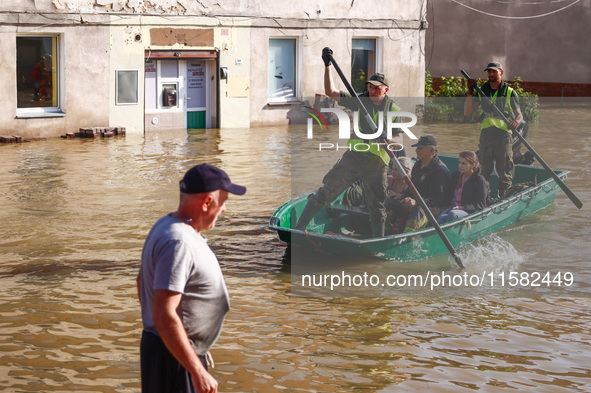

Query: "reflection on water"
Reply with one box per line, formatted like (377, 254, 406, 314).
(0, 101, 590, 392)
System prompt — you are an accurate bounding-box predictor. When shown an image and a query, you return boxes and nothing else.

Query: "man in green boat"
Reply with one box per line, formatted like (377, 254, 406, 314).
(294, 48, 404, 238)
(387, 135, 450, 232)
(464, 61, 523, 198)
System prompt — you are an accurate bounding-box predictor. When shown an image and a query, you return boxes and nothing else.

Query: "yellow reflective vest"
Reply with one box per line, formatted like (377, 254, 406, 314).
(477, 83, 515, 134)
(343, 94, 400, 165)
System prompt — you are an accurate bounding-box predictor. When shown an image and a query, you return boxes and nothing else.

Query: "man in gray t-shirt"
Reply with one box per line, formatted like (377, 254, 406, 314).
(138, 164, 246, 393)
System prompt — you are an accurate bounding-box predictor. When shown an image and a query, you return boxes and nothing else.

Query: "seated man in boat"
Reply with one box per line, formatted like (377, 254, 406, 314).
(343, 157, 413, 207)
(387, 135, 450, 232)
(294, 48, 404, 238)
(341, 157, 413, 234)
(437, 150, 488, 224)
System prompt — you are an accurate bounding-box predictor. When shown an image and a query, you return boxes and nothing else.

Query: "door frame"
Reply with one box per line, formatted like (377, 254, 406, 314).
(143, 50, 219, 131)
(184, 59, 211, 129)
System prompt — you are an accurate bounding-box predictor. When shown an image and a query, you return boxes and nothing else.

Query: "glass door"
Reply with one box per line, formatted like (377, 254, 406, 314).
(186, 61, 207, 129)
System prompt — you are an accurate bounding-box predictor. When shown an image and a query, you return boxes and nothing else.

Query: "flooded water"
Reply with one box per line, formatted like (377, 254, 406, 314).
(1, 99, 590, 392)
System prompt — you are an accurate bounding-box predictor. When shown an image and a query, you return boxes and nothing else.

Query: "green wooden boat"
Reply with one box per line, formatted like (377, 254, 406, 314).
(269, 155, 569, 262)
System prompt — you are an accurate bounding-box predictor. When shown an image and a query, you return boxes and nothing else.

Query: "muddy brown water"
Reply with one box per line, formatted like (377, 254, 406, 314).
(1, 100, 590, 392)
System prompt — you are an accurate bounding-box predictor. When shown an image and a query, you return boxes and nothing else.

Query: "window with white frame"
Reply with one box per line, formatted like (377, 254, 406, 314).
(351, 38, 377, 94)
(268, 38, 297, 100)
(16, 36, 61, 112)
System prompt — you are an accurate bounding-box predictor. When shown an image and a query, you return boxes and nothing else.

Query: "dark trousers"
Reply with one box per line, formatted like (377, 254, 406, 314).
(140, 330, 208, 393)
(479, 133, 514, 194)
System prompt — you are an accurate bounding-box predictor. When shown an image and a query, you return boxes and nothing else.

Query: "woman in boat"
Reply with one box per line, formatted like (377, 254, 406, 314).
(437, 150, 488, 224)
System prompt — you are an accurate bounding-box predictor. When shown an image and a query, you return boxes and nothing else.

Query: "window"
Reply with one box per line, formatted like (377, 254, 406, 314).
(158, 60, 181, 110)
(116, 70, 139, 105)
(16, 36, 60, 112)
(351, 39, 376, 93)
(268, 38, 296, 100)
(144, 60, 183, 111)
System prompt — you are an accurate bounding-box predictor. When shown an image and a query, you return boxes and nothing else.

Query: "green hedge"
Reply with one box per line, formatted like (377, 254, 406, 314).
(418, 71, 539, 123)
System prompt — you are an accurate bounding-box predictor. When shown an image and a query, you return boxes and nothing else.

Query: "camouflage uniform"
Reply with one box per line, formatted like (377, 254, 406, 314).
(307, 150, 388, 230)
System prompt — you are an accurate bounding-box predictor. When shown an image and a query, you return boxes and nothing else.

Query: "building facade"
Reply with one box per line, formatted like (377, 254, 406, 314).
(2, 0, 427, 138)
(425, 0, 591, 96)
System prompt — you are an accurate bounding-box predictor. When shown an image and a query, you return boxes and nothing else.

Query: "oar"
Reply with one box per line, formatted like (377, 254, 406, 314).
(327, 49, 465, 269)
(461, 70, 583, 209)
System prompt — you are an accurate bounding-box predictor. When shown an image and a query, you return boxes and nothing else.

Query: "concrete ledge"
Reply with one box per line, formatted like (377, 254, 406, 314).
(16, 112, 66, 119)
(265, 101, 306, 110)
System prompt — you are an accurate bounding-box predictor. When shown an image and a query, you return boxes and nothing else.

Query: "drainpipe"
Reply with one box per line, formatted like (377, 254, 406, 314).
(216, 54, 221, 128)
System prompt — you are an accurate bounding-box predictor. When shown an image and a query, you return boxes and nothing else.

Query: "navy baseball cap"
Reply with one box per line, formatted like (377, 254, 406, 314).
(411, 135, 438, 147)
(180, 164, 246, 195)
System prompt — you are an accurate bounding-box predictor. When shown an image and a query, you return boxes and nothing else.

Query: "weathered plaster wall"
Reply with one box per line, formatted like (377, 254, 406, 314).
(0, 25, 16, 123)
(249, 22, 426, 127)
(0, 21, 110, 138)
(425, 0, 591, 85)
(64, 25, 111, 128)
(2, 0, 427, 136)
(109, 19, 146, 134)
(0, 0, 423, 20)
(217, 26, 251, 128)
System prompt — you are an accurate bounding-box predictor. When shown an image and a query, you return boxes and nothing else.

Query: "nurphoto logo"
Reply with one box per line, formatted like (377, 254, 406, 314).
(305, 108, 418, 152)
(303, 106, 328, 131)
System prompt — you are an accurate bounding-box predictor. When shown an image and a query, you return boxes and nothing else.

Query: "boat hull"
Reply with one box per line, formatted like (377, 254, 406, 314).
(269, 155, 568, 262)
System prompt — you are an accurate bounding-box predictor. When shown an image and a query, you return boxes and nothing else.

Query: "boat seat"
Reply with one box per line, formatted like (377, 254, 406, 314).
(326, 203, 370, 218)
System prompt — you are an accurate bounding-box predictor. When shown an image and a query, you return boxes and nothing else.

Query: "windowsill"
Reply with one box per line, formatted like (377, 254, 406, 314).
(265, 100, 306, 110)
(16, 111, 66, 119)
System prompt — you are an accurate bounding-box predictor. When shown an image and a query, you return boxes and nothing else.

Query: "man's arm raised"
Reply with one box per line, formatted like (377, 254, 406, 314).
(322, 47, 341, 101)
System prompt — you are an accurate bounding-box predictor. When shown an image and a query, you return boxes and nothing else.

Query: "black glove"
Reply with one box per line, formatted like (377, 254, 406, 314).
(509, 120, 520, 130)
(322, 47, 333, 67)
(467, 79, 477, 95)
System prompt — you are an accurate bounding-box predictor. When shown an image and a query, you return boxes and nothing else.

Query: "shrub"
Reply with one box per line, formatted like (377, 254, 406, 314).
(508, 77, 540, 123)
(418, 71, 539, 123)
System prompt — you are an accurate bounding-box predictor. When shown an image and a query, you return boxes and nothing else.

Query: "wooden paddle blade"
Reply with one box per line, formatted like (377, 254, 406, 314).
(514, 132, 583, 209)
